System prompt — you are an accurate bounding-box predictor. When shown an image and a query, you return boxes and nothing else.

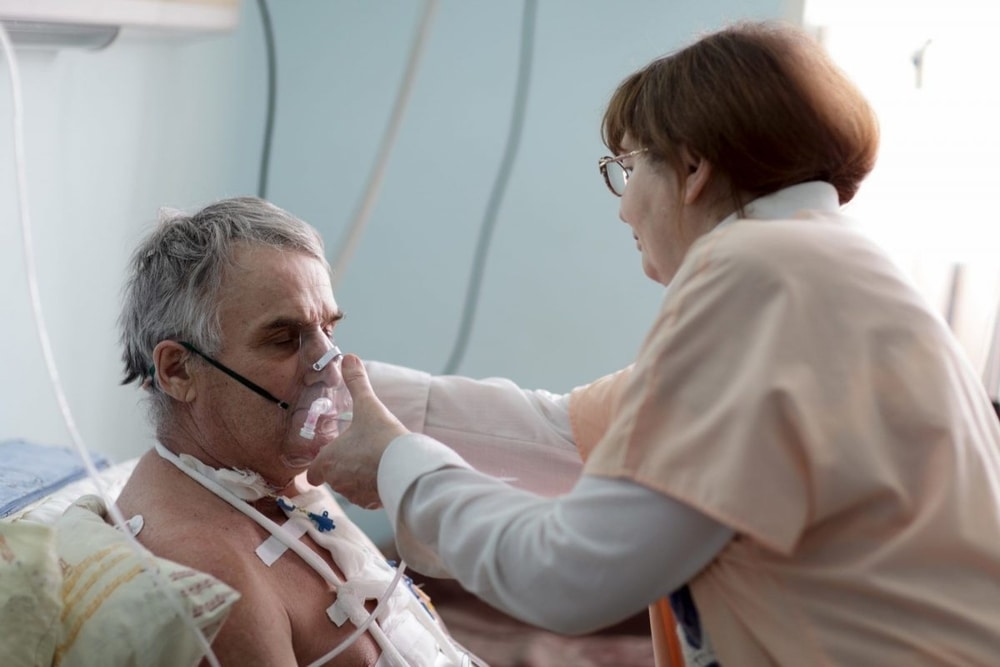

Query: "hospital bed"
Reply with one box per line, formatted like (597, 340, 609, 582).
(0, 439, 654, 667)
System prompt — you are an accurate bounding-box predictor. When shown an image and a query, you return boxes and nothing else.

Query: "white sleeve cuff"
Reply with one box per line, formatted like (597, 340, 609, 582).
(378, 433, 472, 525)
(365, 360, 582, 496)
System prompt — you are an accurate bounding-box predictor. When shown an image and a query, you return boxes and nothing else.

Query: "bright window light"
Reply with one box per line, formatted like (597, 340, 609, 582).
(804, 0, 1000, 380)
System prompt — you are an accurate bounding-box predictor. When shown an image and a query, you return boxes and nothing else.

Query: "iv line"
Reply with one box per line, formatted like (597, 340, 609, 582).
(0, 23, 222, 667)
(153, 442, 422, 667)
(330, 0, 440, 289)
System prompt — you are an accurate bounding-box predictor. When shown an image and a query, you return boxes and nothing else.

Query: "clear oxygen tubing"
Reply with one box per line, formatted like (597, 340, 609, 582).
(153, 442, 421, 667)
(300, 397, 335, 440)
(0, 23, 223, 667)
(153, 442, 348, 590)
(303, 562, 408, 667)
(329, 0, 439, 290)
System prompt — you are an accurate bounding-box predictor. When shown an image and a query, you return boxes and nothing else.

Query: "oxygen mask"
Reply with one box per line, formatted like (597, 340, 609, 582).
(281, 326, 353, 468)
(176, 326, 353, 469)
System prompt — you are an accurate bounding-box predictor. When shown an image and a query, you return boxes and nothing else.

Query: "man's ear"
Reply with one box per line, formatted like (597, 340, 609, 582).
(152, 341, 197, 403)
(680, 146, 714, 205)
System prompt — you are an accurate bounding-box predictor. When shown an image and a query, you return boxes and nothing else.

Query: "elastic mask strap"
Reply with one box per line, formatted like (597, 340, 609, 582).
(180, 341, 290, 410)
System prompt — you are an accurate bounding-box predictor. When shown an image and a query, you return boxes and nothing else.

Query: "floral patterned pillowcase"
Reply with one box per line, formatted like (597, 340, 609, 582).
(54, 495, 241, 666)
(0, 495, 241, 667)
(0, 520, 62, 666)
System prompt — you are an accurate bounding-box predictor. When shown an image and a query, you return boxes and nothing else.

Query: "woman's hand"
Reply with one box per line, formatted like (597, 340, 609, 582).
(307, 354, 408, 509)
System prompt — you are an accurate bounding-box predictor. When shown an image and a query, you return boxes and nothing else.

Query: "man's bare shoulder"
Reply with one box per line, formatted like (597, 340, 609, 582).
(115, 450, 269, 581)
(115, 451, 323, 665)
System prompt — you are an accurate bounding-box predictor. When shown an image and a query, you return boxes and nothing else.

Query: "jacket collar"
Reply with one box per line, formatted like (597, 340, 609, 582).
(717, 181, 840, 229)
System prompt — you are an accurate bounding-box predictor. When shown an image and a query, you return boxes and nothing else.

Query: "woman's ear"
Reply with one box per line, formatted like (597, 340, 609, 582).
(152, 341, 197, 403)
(680, 147, 713, 205)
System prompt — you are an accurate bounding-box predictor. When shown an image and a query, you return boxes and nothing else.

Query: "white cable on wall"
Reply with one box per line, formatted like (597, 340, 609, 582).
(0, 25, 221, 667)
(330, 0, 439, 288)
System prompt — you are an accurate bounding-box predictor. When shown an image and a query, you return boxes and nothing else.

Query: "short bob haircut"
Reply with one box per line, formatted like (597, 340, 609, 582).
(602, 21, 879, 211)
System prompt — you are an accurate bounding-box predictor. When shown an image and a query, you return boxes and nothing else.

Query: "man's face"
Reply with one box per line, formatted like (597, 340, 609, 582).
(189, 243, 344, 484)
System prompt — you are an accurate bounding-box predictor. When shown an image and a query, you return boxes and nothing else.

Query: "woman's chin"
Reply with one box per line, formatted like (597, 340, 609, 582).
(641, 260, 660, 283)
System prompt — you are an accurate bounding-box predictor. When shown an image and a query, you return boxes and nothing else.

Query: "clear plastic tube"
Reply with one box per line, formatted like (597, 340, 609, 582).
(304, 560, 408, 667)
(0, 24, 222, 667)
(300, 397, 334, 440)
(299, 391, 353, 441)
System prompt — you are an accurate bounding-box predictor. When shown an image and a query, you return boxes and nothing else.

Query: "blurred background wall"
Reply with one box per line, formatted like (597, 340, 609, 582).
(5, 0, 998, 541)
(1, 0, 803, 464)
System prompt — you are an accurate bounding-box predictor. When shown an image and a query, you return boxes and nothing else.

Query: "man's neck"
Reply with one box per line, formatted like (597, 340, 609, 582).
(153, 434, 303, 501)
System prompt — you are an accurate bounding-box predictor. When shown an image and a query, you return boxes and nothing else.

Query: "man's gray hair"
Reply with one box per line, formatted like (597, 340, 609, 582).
(118, 196, 330, 424)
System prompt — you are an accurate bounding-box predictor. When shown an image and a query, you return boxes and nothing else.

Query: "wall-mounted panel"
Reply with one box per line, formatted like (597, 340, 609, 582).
(0, 0, 240, 32)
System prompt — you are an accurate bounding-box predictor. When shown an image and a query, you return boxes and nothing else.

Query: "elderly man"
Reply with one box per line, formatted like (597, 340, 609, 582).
(115, 197, 475, 667)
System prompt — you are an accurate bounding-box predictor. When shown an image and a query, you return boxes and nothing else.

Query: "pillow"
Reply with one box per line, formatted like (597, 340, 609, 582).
(51, 495, 241, 667)
(0, 521, 62, 667)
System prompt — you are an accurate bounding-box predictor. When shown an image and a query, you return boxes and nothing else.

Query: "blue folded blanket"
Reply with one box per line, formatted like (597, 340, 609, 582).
(0, 439, 109, 519)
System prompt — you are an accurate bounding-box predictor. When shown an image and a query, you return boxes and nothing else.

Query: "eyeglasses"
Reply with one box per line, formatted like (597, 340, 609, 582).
(598, 148, 646, 197)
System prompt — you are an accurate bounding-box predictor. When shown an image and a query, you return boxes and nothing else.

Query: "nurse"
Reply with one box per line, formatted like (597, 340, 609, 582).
(309, 21, 1000, 666)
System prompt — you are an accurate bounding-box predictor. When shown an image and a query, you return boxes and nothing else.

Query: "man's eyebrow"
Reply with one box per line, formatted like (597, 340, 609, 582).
(259, 311, 345, 332)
